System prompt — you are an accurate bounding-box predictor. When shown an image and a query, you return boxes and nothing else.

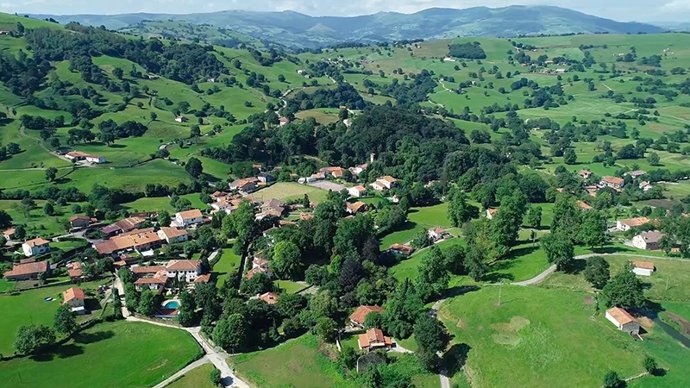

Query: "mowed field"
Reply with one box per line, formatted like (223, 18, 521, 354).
(0, 321, 202, 388)
(0, 279, 112, 355)
(439, 286, 683, 388)
(247, 182, 329, 203)
(167, 362, 216, 388)
(229, 335, 359, 388)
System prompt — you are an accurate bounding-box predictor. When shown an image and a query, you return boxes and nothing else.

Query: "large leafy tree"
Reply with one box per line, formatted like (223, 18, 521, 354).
(448, 189, 478, 227)
(601, 264, 645, 309)
(541, 231, 574, 272)
(490, 190, 527, 256)
(414, 314, 450, 371)
(551, 194, 581, 241)
(383, 279, 424, 339)
(213, 313, 247, 353)
(583, 256, 610, 289)
(578, 211, 607, 247)
(53, 305, 78, 335)
(416, 245, 450, 302)
(14, 325, 55, 355)
(271, 240, 302, 280)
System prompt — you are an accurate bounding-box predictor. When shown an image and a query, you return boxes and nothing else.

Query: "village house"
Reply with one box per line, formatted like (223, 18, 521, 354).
(631, 230, 664, 251)
(605, 307, 640, 335)
(279, 116, 290, 127)
(349, 163, 368, 176)
(65, 151, 106, 164)
(388, 243, 414, 257)
(578, 169, 593, 180)
(576, 200, 593, 211)
(211, 197, 243, 215)
(67, 262, 84, 281)
(165, 260, 202, 282)
(246, 256, 272, 279)
(3, 260, 49, 280)
(69, 215, 94, 229)
(350, 305, 384, 328)
(259, 292, 279, 305)
(2, 227, 15, 240)
(94, 228, 163, 256)
(174, 209, 205, 228)
(319, 166, 346, 179)
(63, 287, 86, 314)
(625, 170, 647, 179)
(157, 227, 189, 244)
(585, 185, 599, 197)
(257, 172, 275, 184)
(358, 328, 395, 351)
(348, 185, 367, 198)
(616, 217, 651, 232)
(175, 116, 188, 123)
(346, 201, 368, 215)
(134, 274, 168, 291)
(101, 216, 146, 236)
(639, 181, 653, 192)
(486, 208, 498, 220)
(428, 227, 450, 242)
(229, 177, 260, 194)
(22, 238, 50, 257)
(373, 176, 398, 191)
(632, 261, 655, 277)
(600, 176, 625, 190)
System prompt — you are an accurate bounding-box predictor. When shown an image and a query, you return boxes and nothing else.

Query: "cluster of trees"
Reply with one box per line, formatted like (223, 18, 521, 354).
(25, 24, 224, 85)
(283, 84, 366, 115)
(97, 119, 148, 143)
(448, 42, 486, 59)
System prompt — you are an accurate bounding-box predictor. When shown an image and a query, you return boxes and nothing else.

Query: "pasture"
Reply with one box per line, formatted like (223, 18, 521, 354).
(0, 321, 202, 388)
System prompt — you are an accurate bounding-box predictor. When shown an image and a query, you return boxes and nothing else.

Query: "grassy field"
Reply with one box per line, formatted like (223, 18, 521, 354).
(275, 280, 308, 294)
(248, 182, 329, 204)
(212, 247, 242, 289)
(0, 279, 112, 355)
(380, 202, 452, 249)
(0, 321, 202, 387)
(229, 335, 358, 388)
(167, 362, 216, 388)
(440, 286, 645, 387)
(540, 255, 690, 302)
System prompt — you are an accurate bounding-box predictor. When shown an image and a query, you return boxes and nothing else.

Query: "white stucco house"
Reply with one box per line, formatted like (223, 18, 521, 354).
(22, 238, 50, 257)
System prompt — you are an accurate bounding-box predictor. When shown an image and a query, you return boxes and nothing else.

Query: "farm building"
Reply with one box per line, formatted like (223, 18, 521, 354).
(605, 307, 640, 335)
(631, 231, 664, 250)
(3, 260, 49, 280)
(632, 261, 655, 277)
(616, 217, 650, 232)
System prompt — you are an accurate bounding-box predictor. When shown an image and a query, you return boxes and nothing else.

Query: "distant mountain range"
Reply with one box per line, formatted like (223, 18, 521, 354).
(31, 5, 665, 49)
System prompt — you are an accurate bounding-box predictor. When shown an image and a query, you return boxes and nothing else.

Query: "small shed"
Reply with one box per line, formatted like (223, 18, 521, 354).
(632, 261, 655, 277)
(605, 307, 640, 335)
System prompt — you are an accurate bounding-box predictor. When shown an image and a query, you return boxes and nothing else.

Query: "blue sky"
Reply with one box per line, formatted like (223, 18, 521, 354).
(2, 0, 689, 22)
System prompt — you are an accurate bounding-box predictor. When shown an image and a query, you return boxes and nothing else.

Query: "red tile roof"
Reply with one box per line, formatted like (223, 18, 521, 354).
(350, 305, 384, 326)
(63, 287, 85, 303)
(166, 260, 200, 272)
(607, 307, 637, 325)
(4, 260, 48, 278)
(177, 209, 203, 220)
(259, 292, 279, 304)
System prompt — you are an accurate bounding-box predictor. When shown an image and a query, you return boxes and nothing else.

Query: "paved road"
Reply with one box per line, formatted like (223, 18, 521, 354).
(152, 357, 211, 388)
(511, 264, 557, 286)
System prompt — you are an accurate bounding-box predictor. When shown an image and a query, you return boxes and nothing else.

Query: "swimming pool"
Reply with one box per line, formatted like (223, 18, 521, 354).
(163, 300, 180, 309)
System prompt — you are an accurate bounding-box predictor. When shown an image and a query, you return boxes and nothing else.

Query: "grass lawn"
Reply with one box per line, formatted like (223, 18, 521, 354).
(229, 334, 358, 388)
(0, 321, 202, 388)
(212, 247, 242, 289)
(275, 280, 308, 294)
(390, 238, 466, 282)
(248, 182, 329, 204)
(379, 203, 452, 249)
(540, 255, 690, 302)
(0, 279, 111, 355)
(439, 286, 645, 388)
(167, 362, 216, 388)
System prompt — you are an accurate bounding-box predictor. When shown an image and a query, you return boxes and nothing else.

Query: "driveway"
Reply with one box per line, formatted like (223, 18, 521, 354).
(308, 180, 346, 192)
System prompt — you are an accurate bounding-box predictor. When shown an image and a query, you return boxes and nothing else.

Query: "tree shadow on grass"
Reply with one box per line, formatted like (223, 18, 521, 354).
(442, 343, 471, 377)
(444, 285, 480, 299)
(566, 258, 587, 274)
(482, 272, 514, 283)
(73, 330, 115, 345)
(107, 144, 127, 149)
(505, 245, 539, 259)
(30, 344, 84, 362)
